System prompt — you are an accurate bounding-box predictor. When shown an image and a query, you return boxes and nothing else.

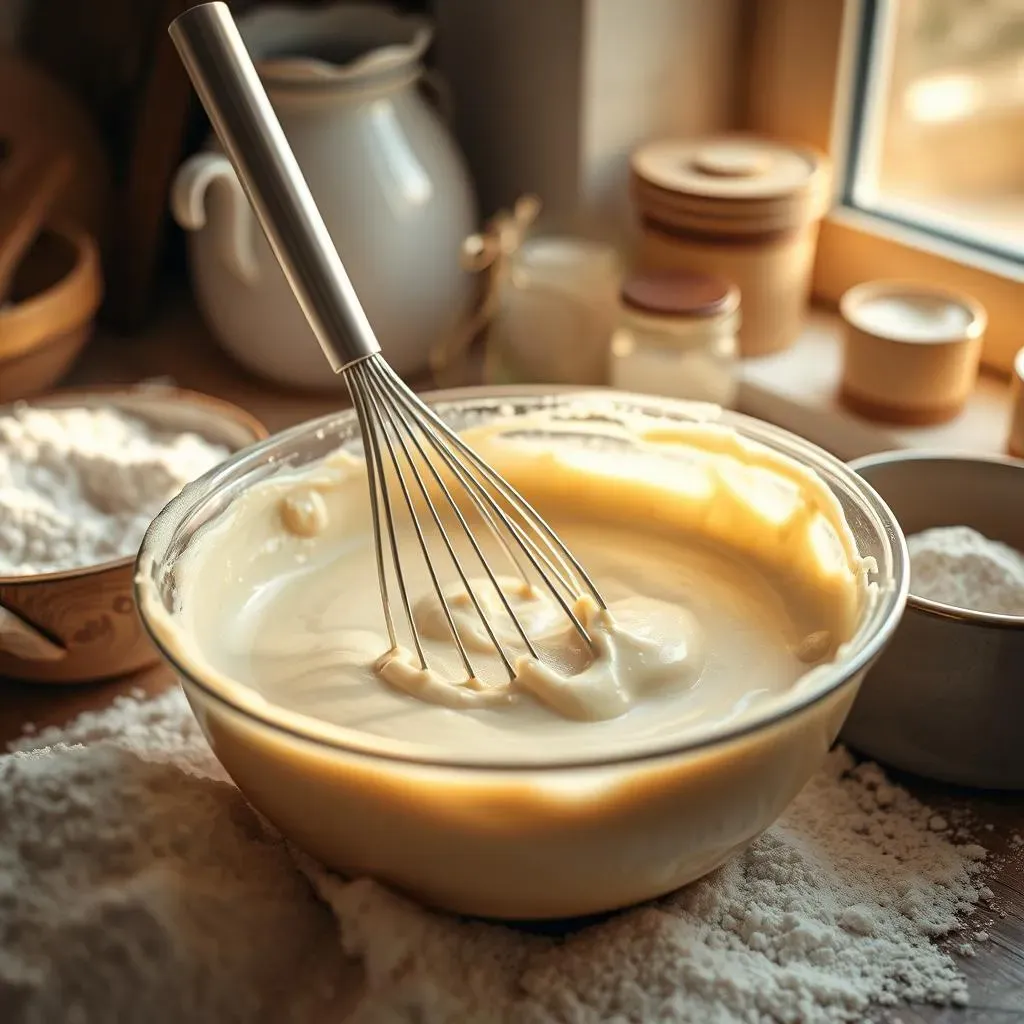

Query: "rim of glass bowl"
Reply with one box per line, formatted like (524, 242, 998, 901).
(135, 386, 909, 771)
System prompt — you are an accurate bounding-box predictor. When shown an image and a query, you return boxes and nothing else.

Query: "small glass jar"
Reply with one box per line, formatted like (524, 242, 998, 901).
(484, 236, 621, 386)
(609, 271, 740, 406)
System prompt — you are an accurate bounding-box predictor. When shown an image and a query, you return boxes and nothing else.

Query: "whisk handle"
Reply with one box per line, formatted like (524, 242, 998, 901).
(169, 2, 380, 371)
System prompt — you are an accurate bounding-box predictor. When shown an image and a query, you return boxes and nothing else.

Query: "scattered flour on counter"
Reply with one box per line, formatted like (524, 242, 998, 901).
(0, 404, 230, 576)
(907, 525, 1024, 616)
(0, 687, 350, 1024)
(3, 687, 990, 1024)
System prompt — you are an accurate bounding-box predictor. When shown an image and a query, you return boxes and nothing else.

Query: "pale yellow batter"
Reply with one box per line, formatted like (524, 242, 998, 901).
(160, 415, 870, 765)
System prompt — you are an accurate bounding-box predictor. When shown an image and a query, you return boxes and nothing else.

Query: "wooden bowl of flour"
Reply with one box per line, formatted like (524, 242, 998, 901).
(0, 386, 266, 683)
(842, 451, 1024, 788)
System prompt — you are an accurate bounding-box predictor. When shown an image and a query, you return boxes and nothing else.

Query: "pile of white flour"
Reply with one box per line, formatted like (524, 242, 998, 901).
(0, 404, 229, 576)
(908, 525, 1024, 615)
(1, 684, 992, 1024)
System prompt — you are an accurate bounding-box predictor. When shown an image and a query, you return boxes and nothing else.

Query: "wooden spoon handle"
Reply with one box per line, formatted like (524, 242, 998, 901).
(0, 145, 72, 299)
(0, 603, 68, 662)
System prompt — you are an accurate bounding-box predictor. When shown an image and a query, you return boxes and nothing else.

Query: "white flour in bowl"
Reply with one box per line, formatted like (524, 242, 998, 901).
(2, 685, 992, 1024)
(0, 404, 229, 576)
(908, 525, 1024, 615)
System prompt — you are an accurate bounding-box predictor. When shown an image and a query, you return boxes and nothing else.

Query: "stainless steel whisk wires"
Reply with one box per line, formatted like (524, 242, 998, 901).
(169, 2, 606, 685)
(346, 356, 604, 682)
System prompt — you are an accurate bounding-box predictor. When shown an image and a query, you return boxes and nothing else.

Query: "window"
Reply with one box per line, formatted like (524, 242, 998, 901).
(746, 0, 1023, 373)
(847, 0, 1024, 264)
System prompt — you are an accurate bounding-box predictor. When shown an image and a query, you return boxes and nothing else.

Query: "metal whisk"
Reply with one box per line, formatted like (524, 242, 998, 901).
(169, 3, 605, 684)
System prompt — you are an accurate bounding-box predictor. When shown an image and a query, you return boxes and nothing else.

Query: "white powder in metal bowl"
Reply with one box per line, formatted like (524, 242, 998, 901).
(0, 404, 230, 576)
(2, 686, 993, 1023)
(908, 525, 1024, 616)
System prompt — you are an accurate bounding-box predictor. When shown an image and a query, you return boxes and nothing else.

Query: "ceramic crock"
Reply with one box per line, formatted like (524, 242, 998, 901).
(171, 3, 477, 389)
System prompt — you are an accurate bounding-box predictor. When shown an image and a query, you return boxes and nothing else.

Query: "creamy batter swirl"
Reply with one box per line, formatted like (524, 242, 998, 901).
(147, 413, 871, 761)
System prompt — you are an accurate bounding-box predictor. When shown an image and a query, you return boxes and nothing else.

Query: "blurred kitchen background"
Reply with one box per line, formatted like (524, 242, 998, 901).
(0, 0, 1021, 453)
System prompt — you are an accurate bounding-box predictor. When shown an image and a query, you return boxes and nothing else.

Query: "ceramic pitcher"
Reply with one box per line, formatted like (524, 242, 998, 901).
(171, 3, 476, 389)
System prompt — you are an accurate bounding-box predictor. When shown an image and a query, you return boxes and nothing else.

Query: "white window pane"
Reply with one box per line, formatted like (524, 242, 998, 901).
(851, 0, 1024, 262)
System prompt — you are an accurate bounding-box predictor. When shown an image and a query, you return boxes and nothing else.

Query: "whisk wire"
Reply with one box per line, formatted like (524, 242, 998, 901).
(370, 360, 599, 647)
(375, 365, 582, 603)
(369, 361, 539, 589)
(362, 364, 519, 680)
(346, 354, 607, 686)
(364, 362, 540, 665)
(351, 362, 477, 679)
(347, 366, 421, 665)
(380, 363, 607, 610)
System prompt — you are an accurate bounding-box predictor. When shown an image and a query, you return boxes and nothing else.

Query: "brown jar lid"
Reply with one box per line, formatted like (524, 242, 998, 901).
(620, 271, 738, 318)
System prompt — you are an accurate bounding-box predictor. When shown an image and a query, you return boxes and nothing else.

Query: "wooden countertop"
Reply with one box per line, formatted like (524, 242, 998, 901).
(64, 294, 362, 433)
(3, 297, 1023, 1022)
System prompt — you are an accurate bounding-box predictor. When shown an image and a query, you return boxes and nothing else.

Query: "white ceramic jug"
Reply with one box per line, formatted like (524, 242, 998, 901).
(171, 3, 476, 389)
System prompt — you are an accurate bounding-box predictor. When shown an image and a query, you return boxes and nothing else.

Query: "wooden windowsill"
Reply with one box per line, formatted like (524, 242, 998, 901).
(738, 307, 1015, 463)
(66, 293, 367, 435)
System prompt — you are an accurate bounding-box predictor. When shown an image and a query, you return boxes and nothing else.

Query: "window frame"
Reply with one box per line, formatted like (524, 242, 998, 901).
(744, 0, 1023, 375)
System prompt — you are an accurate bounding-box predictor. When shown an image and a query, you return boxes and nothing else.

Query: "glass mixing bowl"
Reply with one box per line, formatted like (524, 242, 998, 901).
(136, 387, 907, 920)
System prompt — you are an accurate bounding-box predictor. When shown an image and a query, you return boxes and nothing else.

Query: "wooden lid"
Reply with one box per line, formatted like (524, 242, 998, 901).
(620, 270, 738, 318)
(633, 136, 822, 199)
(631, 135, 829, 233)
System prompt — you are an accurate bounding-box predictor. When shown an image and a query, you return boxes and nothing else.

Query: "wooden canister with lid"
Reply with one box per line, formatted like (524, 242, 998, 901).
(630, 135, 830, 357)
(839, 281, 986, 425)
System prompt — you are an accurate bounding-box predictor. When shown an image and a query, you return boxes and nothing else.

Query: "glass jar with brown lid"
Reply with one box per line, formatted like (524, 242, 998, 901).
(609, 270, 740, 407)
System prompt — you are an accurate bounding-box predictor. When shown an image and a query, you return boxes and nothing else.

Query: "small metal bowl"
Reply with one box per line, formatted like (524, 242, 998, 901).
(843, 450, 1024, 789)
